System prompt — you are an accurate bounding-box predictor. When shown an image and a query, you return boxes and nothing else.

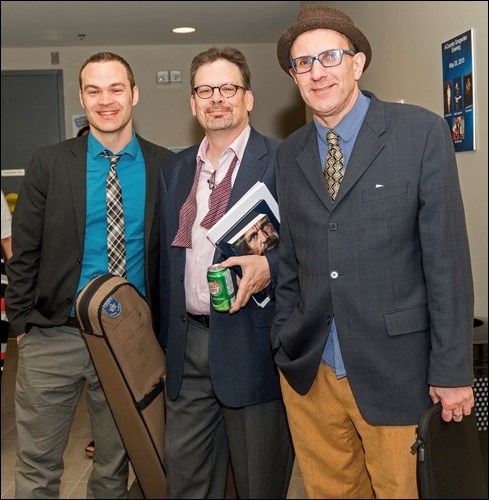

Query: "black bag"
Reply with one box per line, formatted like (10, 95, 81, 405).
(411, 402, 486, 499)
(76, 274, 166, 499)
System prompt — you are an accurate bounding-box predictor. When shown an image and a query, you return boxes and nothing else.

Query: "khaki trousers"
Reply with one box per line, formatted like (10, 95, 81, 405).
(280, 364, 418, 499)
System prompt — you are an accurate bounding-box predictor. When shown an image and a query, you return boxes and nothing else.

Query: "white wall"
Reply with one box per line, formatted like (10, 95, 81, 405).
(0, 43, 303, 148)
(324, 1, 488, 317)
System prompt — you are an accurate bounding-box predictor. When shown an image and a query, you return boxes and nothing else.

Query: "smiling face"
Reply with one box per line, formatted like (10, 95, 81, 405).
(289, 29, 365, 128)
(79, 60, 138, 141)
(190, 59, 253, 135)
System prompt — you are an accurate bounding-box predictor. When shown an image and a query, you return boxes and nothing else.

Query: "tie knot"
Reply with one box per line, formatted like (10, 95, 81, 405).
(326, 130, 339, 146)
(101, 150, 122, 168)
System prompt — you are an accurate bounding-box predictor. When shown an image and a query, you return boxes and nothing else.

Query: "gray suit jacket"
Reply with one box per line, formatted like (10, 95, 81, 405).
(159, 128, 283, 407)
(6, 134, 174, 335)
(271, 92, 474, 425)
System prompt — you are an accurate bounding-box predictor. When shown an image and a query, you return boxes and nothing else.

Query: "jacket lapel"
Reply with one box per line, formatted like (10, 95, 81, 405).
(67, 139, 88, 247)
(140, 138, 160, 252)
(227, 128, 268, 208)
(296, 123, 333, 212)
(296, 95, 387, 210)
(333, 95, 386, 206)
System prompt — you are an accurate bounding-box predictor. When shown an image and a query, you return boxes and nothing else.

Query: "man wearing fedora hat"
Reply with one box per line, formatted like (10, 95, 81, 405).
(271, 4, 474, 498)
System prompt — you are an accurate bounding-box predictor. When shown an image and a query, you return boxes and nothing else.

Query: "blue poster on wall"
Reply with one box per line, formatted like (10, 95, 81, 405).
(441, 30, 475, 152)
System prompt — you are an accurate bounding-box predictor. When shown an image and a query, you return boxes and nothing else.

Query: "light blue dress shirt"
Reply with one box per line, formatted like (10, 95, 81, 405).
(314, 91, 370, 378)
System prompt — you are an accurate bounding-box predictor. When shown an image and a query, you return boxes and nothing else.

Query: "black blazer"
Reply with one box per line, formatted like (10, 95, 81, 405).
(159, 128, 283, 407)
(6, 134, 174, 335)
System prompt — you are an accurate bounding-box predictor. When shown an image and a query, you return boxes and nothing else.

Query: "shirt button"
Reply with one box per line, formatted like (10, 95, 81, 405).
(329, 223, 337, 231)
(330, 271, 339, 279)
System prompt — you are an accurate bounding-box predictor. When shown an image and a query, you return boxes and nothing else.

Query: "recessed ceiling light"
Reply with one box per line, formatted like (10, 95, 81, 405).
(172, 27, 196, 34)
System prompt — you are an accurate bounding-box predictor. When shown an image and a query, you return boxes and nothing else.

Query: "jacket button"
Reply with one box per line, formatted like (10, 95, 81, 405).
(180, 275, 184, 283)
(329, 223, 337, 230)
(330, 271, 339, 279)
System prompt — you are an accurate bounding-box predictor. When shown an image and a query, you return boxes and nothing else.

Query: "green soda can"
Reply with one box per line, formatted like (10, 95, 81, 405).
(207, 264, 236, 312)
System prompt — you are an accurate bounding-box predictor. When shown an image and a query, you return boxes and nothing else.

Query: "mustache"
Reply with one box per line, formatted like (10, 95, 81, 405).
(206, 105, 231, 112)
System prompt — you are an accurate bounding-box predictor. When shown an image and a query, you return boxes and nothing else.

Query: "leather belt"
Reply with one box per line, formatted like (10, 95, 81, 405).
(64, 316, 79, 328)
(187, 313, 210, 328)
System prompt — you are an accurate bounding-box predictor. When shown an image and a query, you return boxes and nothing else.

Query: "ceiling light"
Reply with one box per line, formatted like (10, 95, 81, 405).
(172, 27, 196, 34)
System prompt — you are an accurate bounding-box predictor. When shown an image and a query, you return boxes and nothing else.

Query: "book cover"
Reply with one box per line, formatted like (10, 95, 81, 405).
(207, 182, 280, 258)
(206, 182, 280, 308)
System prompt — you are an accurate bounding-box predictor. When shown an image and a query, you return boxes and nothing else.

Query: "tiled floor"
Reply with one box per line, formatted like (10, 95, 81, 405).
(1, 338, 307, 499)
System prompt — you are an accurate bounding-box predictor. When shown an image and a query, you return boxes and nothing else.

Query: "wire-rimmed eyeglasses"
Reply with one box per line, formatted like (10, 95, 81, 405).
(193, 83, 246, 99)
(289, 49, 356, 74)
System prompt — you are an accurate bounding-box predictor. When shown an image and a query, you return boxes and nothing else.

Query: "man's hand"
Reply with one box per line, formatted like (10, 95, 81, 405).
(220, 255, 271, 313)
(429, 385, 474, 422)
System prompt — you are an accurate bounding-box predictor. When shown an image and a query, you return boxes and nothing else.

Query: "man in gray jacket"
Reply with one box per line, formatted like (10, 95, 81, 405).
(271, 5, 474, 498)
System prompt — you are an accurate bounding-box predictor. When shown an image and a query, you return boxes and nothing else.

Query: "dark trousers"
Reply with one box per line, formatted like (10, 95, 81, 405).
(164, 317, 294, 499)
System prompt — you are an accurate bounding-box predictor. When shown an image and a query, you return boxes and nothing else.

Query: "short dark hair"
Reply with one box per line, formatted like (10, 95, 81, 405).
(79, 52, 136, 91)
(190, 47, 251, 91)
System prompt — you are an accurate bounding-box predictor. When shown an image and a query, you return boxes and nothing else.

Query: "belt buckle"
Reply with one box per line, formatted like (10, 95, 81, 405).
(188, 313, 210, 328)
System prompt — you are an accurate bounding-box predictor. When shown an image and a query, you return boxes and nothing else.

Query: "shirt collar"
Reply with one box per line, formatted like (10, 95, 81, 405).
(196, 125, 251, 170)
(87, 130, 138, 160)
(314, 91, 370, 145)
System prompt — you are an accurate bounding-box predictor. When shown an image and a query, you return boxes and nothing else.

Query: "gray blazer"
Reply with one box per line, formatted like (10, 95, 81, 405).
(271, 92, 474, 425)
(6, 134, 174, 335)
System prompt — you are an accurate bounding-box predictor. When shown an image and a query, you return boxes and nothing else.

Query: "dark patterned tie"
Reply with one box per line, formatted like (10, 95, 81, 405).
(325, 130, 345, 201)
(172, 155, 238, 248)
(101, 151, 126, 277)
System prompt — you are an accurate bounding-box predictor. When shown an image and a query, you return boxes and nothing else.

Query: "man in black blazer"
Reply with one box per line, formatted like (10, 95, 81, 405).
(6, 52, 173, 499)
(271, 5, 475, 499)
(159, 47, 293, 499)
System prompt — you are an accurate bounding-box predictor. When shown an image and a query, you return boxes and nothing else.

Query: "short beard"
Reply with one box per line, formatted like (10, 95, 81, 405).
(205, 116, 233, 131)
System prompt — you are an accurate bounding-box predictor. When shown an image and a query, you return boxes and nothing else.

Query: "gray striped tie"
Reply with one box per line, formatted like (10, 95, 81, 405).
(102, 151, 126, 278)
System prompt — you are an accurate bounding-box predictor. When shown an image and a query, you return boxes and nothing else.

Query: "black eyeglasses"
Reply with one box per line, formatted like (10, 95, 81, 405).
(193, 83, 246, 99)
(289, 49, 356, 74)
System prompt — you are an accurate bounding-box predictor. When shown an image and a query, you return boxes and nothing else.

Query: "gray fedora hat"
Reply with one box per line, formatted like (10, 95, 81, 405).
(277, 4, 372, 75)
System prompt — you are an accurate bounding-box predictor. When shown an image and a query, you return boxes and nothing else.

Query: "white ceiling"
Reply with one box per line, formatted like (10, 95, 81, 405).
(1, 1, 303, 48)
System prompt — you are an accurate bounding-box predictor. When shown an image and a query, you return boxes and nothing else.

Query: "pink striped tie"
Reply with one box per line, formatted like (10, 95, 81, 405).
(200, 155, 238, 229)
(171, 160, 204, 248)
(171, 155, 238, 248)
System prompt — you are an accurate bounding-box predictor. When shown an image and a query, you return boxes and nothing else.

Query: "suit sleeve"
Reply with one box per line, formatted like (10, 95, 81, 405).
(419, 116, 474, 386)
(270, 151, 300, 352)
(5, 151, 46, 334)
